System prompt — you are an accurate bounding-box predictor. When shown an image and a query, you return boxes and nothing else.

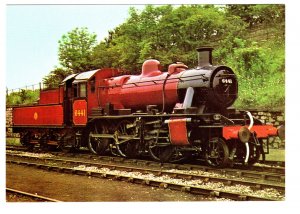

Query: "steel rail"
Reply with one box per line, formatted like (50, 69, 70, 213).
(6, 187, 62, 202)
(6, 145, 286, 173)
(6, 159, 282, 201)
(7, 154, 285, 192)
(7, 155, 284, 200)
(77, 154, 286, 182)
(6, 147, 285, 182)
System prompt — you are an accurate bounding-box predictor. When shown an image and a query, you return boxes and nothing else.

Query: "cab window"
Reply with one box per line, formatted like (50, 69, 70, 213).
(79, 83, 87, 97)
(73, 83, 87, 98)
(73, 84, 78, 97)
(90, 77, 96, 93)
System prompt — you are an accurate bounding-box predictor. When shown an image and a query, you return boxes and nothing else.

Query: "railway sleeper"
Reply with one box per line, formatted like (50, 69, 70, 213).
(7, 158, 283, 201)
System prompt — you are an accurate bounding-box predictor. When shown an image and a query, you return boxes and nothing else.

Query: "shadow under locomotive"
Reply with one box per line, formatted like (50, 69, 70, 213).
(11, 47, 284, 167)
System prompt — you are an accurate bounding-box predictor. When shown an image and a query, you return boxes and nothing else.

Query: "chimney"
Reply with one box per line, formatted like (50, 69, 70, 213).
(196, 47, 213, 68)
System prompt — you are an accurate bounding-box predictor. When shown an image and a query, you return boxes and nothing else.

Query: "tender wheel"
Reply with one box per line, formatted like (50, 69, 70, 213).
(205, 137, 229, 167)
(20, 132, 34, 151)
(115, 120, 138, 158)
(39, 134, 55, 152)
(88, 122, 109, 155)
(60, 136, 76, 153)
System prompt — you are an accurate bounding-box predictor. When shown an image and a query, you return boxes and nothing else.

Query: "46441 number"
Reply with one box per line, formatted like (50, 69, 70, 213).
(74, 109, 86, 117)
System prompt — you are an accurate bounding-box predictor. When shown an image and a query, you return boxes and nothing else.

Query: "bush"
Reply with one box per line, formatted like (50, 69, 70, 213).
(220, 40, 285, 110)
(6, 90, 40, 106)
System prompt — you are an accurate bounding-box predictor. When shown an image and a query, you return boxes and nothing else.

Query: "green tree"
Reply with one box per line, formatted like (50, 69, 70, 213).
(58, 27, 98, 73)
(43, 67, 72, 89)
(92, 5, 245, 72)
(226, 5, 285, 28)
(91, 4, 285, 110)
(43, 27, 98, 88)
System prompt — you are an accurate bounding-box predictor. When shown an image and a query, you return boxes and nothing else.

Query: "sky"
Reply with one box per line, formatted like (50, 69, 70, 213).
(6, 4, 145, 90)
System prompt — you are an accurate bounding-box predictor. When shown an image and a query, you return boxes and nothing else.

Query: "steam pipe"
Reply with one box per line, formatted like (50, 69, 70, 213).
(246, 111, 254, 130)
(182, 87, 194, 109)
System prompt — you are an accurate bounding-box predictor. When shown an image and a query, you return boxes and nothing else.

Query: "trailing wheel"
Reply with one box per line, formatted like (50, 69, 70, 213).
(205, 137, 229, 167)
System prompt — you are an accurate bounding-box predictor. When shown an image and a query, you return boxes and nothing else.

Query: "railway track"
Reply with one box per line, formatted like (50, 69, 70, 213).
(6, 150, 285, 201)
(6, 146, 285, 182)
(6, 145, 285, 175)
(6, 188, 61, 202)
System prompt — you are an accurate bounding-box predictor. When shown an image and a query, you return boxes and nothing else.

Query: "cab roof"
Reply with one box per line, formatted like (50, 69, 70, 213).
(62, 69, 99, 84)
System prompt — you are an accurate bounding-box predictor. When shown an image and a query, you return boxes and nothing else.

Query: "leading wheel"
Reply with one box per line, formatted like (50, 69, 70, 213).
(235, 134, 262, 166)
(205, 137, 229, 167)
(247, 142, 261, 165)
(238, 140, 261, 166)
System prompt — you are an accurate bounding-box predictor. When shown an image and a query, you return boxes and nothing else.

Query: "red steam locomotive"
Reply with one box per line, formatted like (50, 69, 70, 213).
(11, 48, 284, 167)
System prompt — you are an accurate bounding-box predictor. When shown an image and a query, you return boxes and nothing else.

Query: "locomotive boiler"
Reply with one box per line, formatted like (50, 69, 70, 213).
(11, 47, 283, 167)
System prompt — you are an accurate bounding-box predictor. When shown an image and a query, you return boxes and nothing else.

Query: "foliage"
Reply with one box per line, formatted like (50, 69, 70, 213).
(58, 27, 98, 73)
(43, 27, 98, 88)
(90, 4, 285, 110)
(219, 39, 285, 110)
(226, 4, 285, 28)
(6, 90, 40, 106)
(91, 5, 246, 72)
(222, 5, 284, 110)
(12, 4, 285, 109)
(43, 67, 72, 89)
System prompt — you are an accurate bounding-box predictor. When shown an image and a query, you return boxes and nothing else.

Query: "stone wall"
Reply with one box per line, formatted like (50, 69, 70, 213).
(250, 110, 285, 149)
(6, 107, 13, 137)
(250, 110, 285, 126)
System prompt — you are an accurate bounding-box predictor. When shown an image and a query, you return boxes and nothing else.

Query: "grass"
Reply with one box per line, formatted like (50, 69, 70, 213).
(264, 148, 285, 162)
(6, 137, 21, 146)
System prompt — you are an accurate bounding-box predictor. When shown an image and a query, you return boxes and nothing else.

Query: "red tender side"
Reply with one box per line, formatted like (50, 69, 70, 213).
(13, 105, 64, 126)
(39, 88, 62, 105)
